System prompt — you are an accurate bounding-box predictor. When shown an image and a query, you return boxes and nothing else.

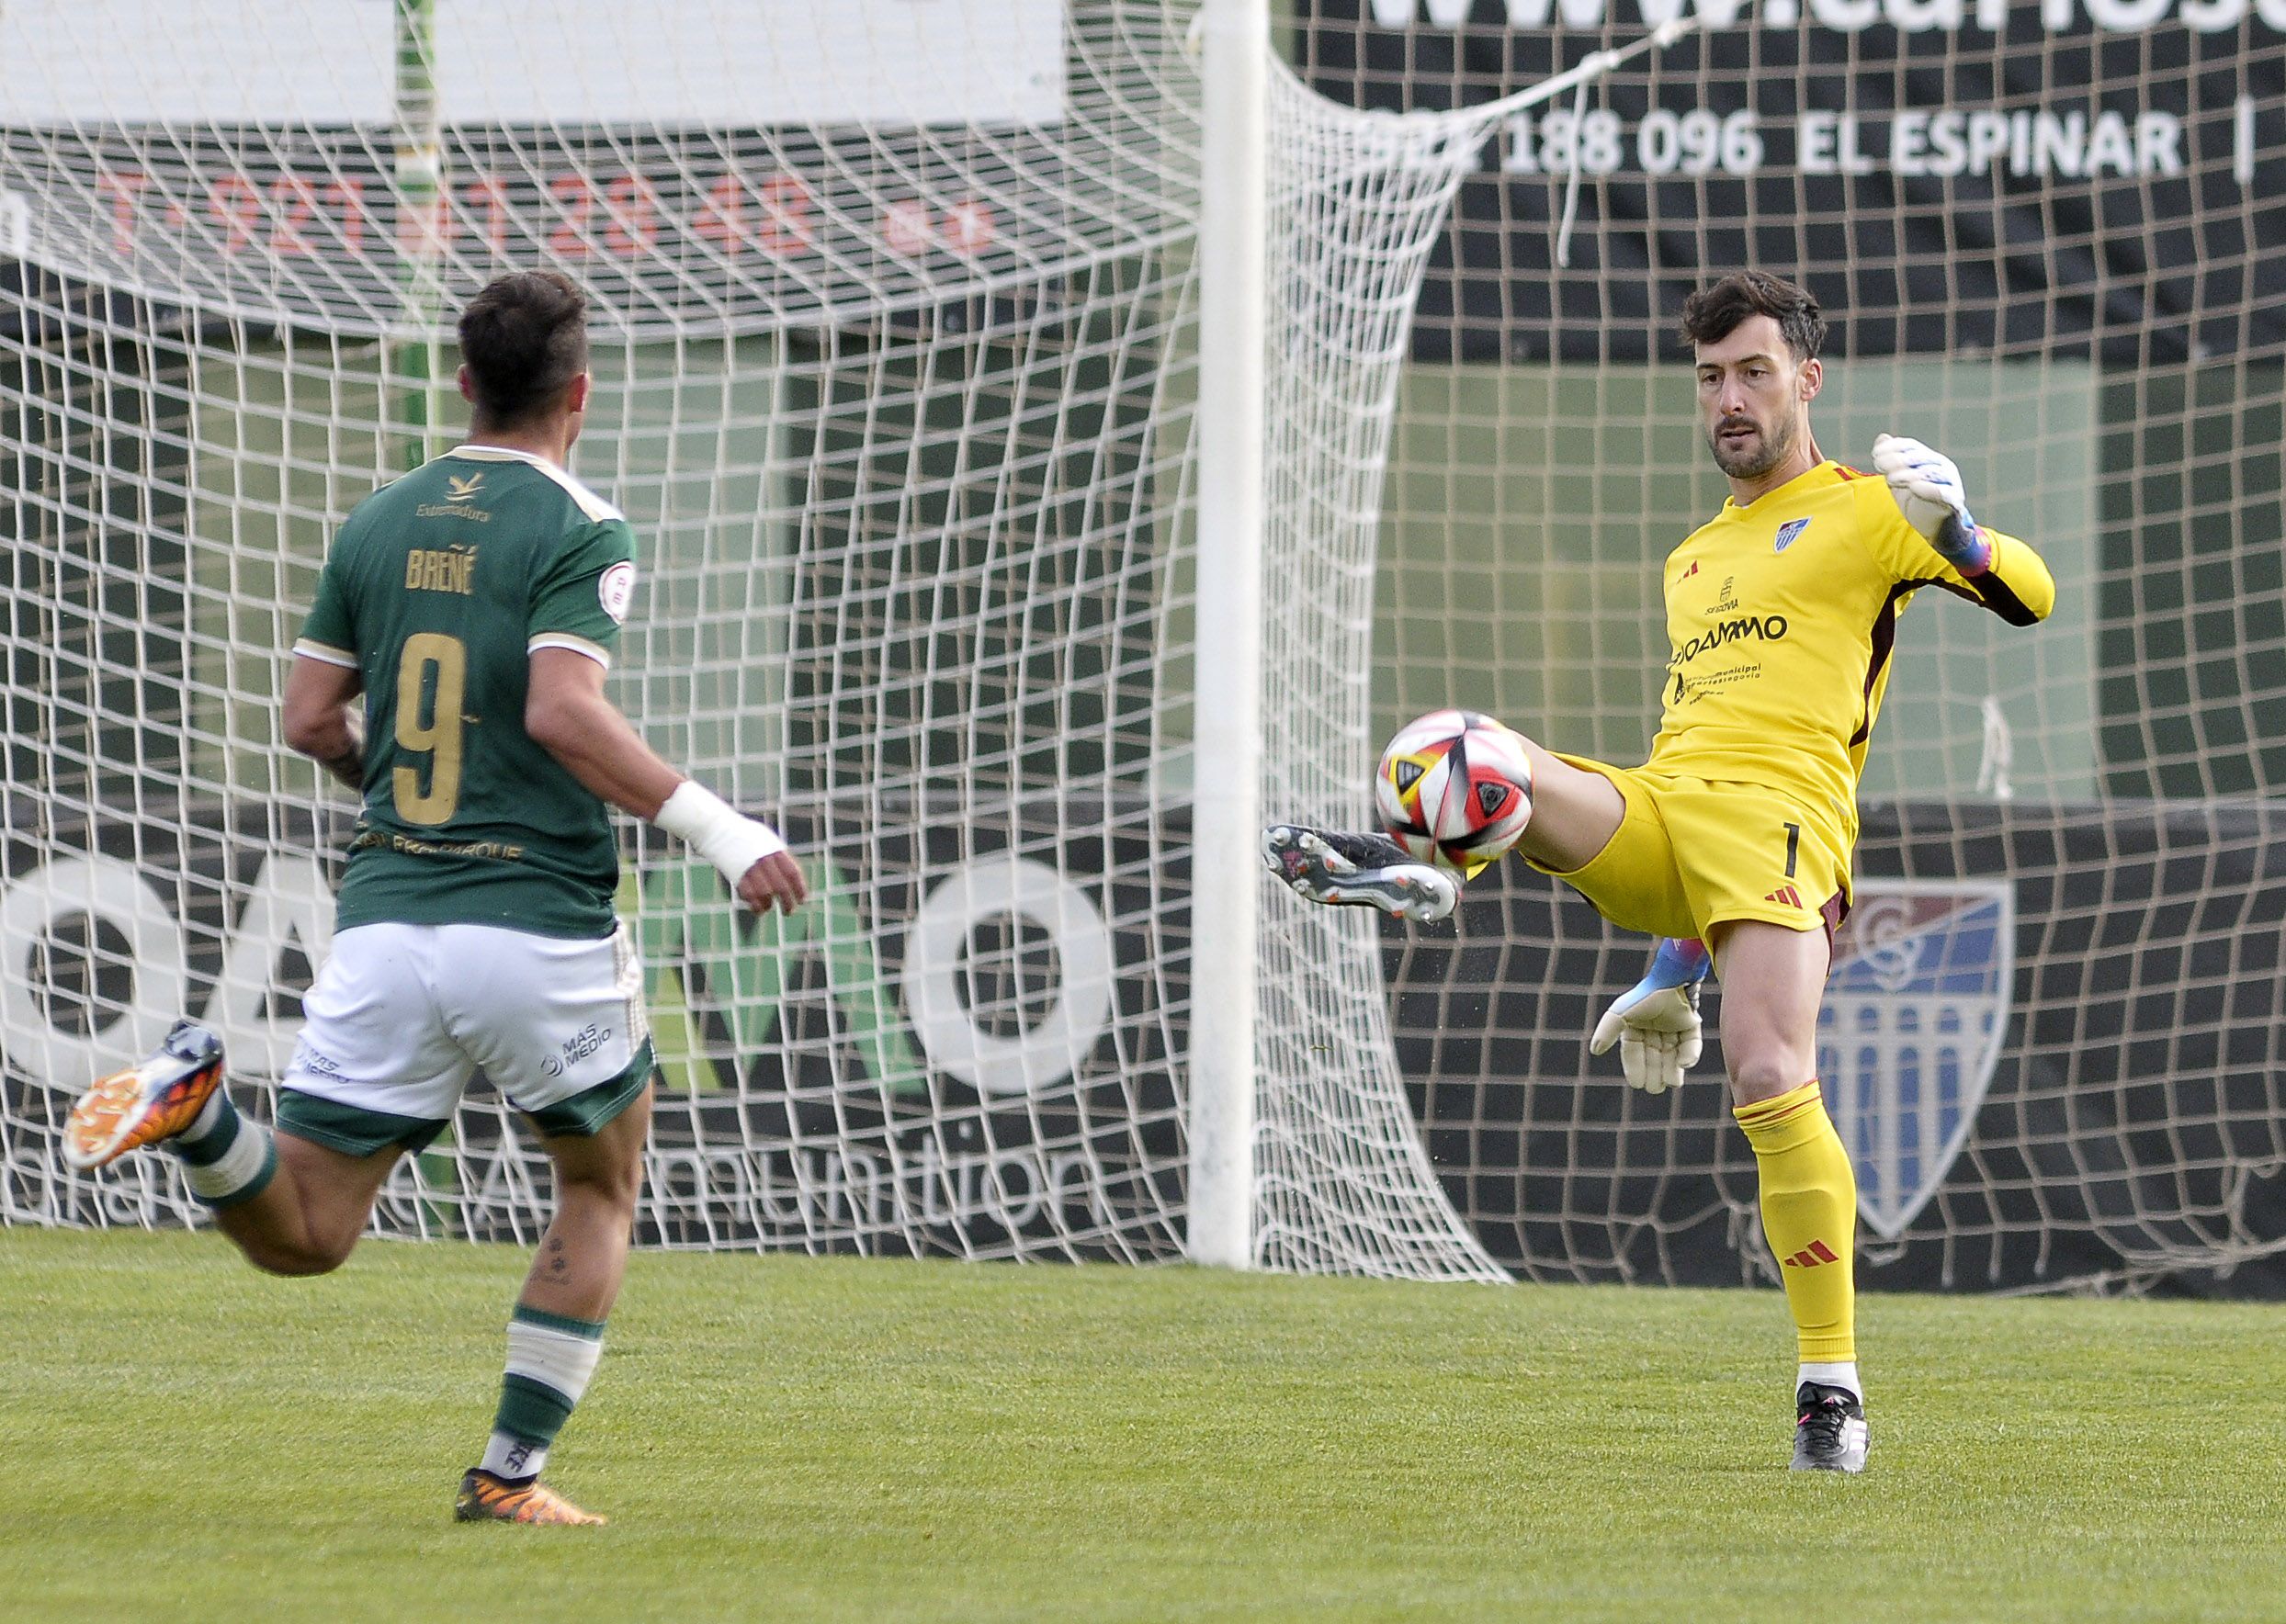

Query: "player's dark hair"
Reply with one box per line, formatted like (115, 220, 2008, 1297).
(457, 270, 589, 426)
(1680, 271, 1825, 363)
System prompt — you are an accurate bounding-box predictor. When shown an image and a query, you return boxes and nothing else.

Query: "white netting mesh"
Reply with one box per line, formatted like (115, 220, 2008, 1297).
(0, 1, 1512, 1276)
(35, 0, 2267, 1296)
(1255, 70, 1505, 1278)
(1291, 4, 2286, 1294)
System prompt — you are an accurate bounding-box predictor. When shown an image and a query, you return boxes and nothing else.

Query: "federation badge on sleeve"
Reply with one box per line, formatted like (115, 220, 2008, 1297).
(1816, 881, 2014, 1241)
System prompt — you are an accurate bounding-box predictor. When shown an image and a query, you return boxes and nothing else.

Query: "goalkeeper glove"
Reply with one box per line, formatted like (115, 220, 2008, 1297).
(1589, 936, 1711, 1095)
(1872, 433, 1991, 575)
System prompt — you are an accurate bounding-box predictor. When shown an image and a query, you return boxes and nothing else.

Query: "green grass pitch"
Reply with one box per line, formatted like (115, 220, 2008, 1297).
(6, 1228, 2286, 1622)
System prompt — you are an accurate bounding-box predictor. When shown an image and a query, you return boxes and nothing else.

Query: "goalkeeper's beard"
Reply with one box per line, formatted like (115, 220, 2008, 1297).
(1707, 412, 1799, 480)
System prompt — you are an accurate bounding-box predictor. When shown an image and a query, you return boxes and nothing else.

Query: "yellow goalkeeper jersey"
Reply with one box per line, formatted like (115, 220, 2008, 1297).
(1647, 459, 2054, 847)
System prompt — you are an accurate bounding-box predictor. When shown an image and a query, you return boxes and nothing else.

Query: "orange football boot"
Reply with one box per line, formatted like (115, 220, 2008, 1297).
(62, 1020, 227, 1170)
(454, 1469, 607, 1526)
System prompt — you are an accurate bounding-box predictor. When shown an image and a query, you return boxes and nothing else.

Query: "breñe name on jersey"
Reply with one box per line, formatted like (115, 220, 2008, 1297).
(293, 445, 638, 939)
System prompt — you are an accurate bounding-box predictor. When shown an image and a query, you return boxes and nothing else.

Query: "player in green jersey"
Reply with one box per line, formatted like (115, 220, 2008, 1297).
(62, 270, 805, 1526)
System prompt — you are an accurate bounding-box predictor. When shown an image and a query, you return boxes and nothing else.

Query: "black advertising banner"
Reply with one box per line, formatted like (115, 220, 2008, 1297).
(0, 800, 1186, 1261)
(1391, 798, 2286, 1298)
(15, 788, 2286, 1290)
(1296, 1, 2286, 360)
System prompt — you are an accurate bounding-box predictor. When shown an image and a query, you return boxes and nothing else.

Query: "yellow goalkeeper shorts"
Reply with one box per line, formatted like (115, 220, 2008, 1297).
(1529, 755, 1851, 944)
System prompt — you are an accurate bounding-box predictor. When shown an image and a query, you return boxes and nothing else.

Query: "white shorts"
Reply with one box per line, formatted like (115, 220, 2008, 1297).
(277, 920, 652, 1156)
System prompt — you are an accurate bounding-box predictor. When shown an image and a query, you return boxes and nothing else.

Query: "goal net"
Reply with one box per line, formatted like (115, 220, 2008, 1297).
(1295, 3, 2286, 1294)
(0, 1, 1522, 1276)
(24, 0, 2262, 1299)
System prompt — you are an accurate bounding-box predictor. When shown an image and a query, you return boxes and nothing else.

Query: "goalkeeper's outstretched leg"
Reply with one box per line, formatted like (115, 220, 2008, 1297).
(1262, 826, 1459, 922)
(1265, 734, 1626, 924)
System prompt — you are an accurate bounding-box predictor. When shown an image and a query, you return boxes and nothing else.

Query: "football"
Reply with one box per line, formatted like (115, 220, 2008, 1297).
(1374, 709, 1535, 873)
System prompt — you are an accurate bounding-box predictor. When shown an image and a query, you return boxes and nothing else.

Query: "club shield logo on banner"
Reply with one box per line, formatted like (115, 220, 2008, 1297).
(1816, 880, 2013, 1241)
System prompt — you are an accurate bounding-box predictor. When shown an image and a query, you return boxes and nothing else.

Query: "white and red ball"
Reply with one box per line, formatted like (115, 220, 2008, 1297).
(1374, 709, 1534, 873)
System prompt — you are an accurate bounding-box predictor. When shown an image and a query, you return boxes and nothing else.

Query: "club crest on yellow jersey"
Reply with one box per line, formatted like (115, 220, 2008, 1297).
(1774, 516, 1812, 552)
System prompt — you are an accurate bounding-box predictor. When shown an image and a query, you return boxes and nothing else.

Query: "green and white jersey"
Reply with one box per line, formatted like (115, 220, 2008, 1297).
(294, 445, 639, 940)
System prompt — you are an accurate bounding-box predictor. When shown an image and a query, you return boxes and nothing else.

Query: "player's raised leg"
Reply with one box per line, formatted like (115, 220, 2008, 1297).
(63, 1020, 239, 1179)
(458, 1083, 652, 1528)
(65, 1021, 402, 1269)
(1711, 919, 1866, 1473)
(209, 1131, 406, 1275)
(1264, 729, 1623, 919)
(1261, 826, 1461, 920)
(1503, 739, 1625, 874)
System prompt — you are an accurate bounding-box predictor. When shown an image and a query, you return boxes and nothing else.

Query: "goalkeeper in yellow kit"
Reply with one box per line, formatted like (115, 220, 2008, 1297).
(1265, 270, 2055, 1472)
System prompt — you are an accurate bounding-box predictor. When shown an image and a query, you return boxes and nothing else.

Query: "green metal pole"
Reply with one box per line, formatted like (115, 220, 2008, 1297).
(391, 0, 445, 473)
(393, 0, 458, 1228)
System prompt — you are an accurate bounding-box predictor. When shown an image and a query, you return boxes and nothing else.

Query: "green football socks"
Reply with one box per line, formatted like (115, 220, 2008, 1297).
(481, 1303, 606, 1482)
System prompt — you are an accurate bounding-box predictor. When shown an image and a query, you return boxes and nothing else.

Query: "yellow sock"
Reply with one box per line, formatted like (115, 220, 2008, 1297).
(1733, 1080, 1856, 1364)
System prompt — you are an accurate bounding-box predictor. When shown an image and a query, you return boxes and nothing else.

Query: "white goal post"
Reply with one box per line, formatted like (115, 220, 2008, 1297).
(1185, 1, 1693, 1271)
(1184, 0, 1273, 1270)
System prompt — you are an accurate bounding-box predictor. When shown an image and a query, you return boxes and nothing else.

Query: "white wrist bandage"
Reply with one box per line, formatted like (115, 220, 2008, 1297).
(654, 781, 787, 886)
